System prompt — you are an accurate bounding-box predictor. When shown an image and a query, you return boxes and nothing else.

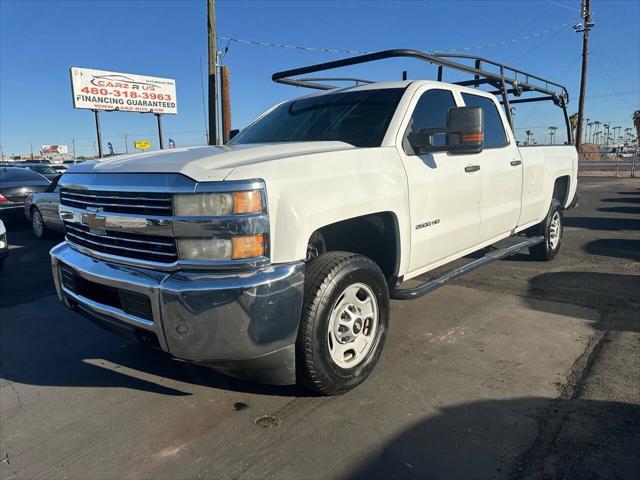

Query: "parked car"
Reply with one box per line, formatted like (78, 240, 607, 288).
(17, 163, 60, 181)
(51, 164, 69, 174)
(50, 49, 578, 395)
(0, 219, 7, 272)
(0, 167, 50, 216)
(24, 174, 63, 239)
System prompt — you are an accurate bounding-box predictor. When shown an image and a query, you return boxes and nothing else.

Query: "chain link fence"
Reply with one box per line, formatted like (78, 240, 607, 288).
(578, 146, 639, 178)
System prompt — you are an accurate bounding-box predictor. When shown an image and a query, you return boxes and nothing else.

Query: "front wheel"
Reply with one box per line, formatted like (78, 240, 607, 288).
(297, 252, 389, 395)
(31, 208, 47, 240)
(529, 199, 563, 261)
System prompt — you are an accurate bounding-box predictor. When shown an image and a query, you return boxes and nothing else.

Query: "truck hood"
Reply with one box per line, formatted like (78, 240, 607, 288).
(69, 142, 355, 182)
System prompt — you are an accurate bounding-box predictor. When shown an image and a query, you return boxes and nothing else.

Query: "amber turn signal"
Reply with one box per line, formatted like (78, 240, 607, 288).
(460, 132, 484, 144)
(232, 234, 265, 259)
(233, 190, 263, 214)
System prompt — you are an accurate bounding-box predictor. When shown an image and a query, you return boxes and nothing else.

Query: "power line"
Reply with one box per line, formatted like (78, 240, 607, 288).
(219, 21, 578, 57)
(544, 0, 581, 13)
(446, 22, 575, 52)
(219, 37, 367, 54)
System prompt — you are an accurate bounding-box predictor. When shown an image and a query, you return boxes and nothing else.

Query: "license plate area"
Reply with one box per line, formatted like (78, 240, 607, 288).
(59, 262, 153, 322)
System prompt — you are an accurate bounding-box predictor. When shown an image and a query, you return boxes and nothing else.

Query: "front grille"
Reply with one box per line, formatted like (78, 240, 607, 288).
(64, 221, 178, 264)
(60, 188, 172, 215)
(60, 262, 154, 322)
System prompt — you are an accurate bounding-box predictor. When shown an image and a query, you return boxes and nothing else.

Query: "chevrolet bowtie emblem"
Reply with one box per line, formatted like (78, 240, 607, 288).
(82, 207, 107, 234)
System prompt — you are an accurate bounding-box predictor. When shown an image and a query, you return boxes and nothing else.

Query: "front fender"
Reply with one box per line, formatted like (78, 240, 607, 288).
(226, 147, 411, 275)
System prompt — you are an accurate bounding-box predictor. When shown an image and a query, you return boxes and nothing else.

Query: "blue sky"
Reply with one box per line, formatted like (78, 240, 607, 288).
(1, 0, 638, 156)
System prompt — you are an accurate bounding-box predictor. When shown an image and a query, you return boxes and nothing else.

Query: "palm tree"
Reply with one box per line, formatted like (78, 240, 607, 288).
(569, 113, 579, 144)
(525, 130, 533, 145)
(584, 118, 590, 143)
(548, 126, 558, 145)
(633, 110, 640, 142)
(593, 120, 601, 144)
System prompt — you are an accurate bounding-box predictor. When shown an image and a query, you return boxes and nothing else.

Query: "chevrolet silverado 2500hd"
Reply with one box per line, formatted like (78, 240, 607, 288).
(51, 50, 578, 395)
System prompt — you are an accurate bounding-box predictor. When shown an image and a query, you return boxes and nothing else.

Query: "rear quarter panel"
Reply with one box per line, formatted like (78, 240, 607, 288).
(518, 145, 577, 227)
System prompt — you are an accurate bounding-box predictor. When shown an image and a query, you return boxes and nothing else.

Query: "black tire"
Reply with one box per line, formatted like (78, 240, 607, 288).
(529, 199, 563, 261)
(297, 251, 389, 395)
(31, 208, 47, 240)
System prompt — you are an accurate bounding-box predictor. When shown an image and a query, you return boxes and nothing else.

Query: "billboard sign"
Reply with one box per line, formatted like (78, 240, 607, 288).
(134, 140, 151, 150)
(41, 144, 68, 155)
(70, 67, 177, 114)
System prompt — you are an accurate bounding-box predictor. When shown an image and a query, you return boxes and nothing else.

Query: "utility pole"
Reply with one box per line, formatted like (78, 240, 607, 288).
(29, 141, 34, 160)
(123, 134, 129, 153)
(207, 0, 218, 145)
(220, 65, 232, 144)
(574, 0, 594, 153)
(71, 138, 77, 159)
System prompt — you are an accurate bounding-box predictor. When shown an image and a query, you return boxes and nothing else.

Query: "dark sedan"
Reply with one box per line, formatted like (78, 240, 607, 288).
(0, 167, 51, 215)
(19, 164, 61, 181)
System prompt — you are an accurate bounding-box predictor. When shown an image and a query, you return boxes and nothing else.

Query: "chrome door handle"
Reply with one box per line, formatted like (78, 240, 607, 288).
(465, 165, 480, 173)
(510, 160, 522, 166)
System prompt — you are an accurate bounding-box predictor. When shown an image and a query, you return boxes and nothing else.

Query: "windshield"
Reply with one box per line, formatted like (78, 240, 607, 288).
(0, 168, 49, 182)
(231, 88, 405, 148)
(31, 166, 57, 175)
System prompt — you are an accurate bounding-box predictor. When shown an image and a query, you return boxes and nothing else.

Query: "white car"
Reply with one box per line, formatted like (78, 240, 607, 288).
(50, 50, 578, 394)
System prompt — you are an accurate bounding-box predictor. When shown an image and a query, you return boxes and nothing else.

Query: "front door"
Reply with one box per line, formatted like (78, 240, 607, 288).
(397, 87, 483, 275)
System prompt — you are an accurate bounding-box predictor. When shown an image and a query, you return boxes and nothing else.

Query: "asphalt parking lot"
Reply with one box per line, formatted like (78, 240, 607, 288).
(1, 177, 638, 480)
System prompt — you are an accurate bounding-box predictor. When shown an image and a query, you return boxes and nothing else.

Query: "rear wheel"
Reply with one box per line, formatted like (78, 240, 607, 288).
(297, 252, 389, 395)
(529, 199, 563, 261)
(31, 208, 47, 240)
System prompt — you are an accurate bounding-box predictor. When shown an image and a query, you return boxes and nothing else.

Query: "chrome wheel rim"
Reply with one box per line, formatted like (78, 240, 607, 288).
(549, 211, 561, 249)
(327, 283, 379, 369)
(33, 211, 44, 237)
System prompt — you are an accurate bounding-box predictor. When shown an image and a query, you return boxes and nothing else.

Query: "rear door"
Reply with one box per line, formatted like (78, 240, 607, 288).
(39, 176, 62, 229)
(396, 87, 482, 275)
(460, 92, 523, 242)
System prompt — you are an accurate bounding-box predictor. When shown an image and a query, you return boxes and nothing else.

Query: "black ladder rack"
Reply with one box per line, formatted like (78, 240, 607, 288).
(272, 48, 572, 143)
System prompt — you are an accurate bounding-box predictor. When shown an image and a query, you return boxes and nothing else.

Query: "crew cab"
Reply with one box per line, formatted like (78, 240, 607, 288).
(50, 50, 578, 395)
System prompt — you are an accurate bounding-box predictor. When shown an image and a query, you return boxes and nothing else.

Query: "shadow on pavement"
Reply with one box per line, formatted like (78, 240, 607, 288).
(601, 197, 640, 204)
(0, 298, 311, 398)
(584, 239, 640, 262)
(0, 214, 62, 307)
(563, 216, 639, 231)
(598, 206, 640, 215)
(347, 397, 640, 480)
(524, 271, 640, 330)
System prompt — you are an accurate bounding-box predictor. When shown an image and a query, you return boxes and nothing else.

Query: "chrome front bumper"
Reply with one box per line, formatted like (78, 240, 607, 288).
(50, 242, 305, 385)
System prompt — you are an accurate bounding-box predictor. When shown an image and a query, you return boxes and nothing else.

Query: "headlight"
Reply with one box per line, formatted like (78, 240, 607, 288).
(0, 235, 6, 250)
(174, 190, 262, 216)
(177, 234, 265, 260)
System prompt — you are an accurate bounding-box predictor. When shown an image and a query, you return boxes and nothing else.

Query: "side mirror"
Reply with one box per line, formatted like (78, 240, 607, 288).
(408, 106, 484, 155)
(229, 129, 240, 141)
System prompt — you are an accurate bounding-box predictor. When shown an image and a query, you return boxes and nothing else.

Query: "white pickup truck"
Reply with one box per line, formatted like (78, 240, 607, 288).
(51, 50, 578, 394)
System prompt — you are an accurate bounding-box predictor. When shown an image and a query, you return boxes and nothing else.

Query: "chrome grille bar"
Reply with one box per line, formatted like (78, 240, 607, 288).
(64, 221, 178, 263)
(64, 223, 175, 247)
(60, 188, 172, 215)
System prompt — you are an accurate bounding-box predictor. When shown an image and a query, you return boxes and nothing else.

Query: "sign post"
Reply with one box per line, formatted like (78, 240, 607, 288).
(93, 109, 103, 158)
(155, 113, 164, 150)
